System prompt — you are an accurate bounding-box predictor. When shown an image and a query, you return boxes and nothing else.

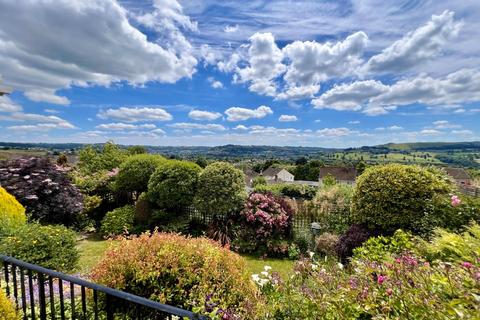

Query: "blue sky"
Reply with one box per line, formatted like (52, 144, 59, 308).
(0, 0, 479, 147)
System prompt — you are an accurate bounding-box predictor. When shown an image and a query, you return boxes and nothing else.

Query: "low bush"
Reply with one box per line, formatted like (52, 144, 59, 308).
(351, 164, 453, 234)
(0, 223, 78, 272)
(308, 184, 353, 234)
(91, 232, 259, 318)
(335, 224, 374, 263)
(254, 183, 317, 200)
(233, 193, 294, 257)
(417, 223, 480, 263)
(315, 232, 339, 257)
(258, 253, 480, 319)
(0, 290, 19, 320)
(0, 186, 26, 236)
(147, 160, 201, 213)
(353, 229, 415, 262)
(100, 205, 135, 237)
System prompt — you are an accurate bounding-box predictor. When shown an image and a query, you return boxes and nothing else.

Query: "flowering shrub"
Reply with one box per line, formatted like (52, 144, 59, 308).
(0, 290, 19, 320)
(0, 186, 26, 236)
(351, 164, 453, 234)
(91, 232, 259, 319)
(0, 157, 84, 227)
(100, 205, 135, 237)
(233, 193, 294, 257)
(0, 223, 78, 272)
(257, 253, 480, 319)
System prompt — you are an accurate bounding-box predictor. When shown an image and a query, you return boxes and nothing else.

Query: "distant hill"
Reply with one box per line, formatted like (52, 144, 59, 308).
(380, 141, 480, 152)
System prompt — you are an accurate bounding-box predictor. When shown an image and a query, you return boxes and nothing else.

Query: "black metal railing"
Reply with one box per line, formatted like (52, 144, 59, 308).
(1, 255, 208, 320)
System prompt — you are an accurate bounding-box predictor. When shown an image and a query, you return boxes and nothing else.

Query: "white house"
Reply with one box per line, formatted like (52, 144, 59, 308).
(262, 167, 294, 182)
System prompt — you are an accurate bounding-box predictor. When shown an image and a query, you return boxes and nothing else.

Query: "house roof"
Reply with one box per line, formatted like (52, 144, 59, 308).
(262, 167, 291, 177)
(444, 167, 471, 180)
(319, 166, 357, 181)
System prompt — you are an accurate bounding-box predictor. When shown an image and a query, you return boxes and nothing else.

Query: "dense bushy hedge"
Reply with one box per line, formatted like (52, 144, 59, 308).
(91, 232, 259, 318)
(254, 183, 317, 200)
(0, 158, 84, 226)
(147, 160, 201, 212)
(351, 164, 453, 234)
(0, 186, 26, 236)
(100, 205, 135, 237)
(78, 142, 127, 174)
(194, 162, 246, 217)
(116, 154, 166, 194)
(0, 223, 78, 272)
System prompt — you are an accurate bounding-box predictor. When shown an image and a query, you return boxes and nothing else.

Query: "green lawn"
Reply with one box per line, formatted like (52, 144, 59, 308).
(76, 234, 294, 279)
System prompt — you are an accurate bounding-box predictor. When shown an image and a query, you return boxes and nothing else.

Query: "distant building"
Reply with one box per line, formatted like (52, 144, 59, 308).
(444, 167, 472, 186)
(262, 167, 294, 182)
(319, 166, 357, 185)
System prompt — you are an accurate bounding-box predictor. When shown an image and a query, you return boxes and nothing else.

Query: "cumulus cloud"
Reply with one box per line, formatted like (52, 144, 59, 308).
(168, 122, 226, 131)
(207, 77, 224, 89)
(235, 33, 286, 96)
(0, 96, 22, 112)
(420, 129, 442, 135)
(224, 25, 239, 33)
(364, 10, 462, 74)
(432, 120, 461, 129)
(0, 0, 197, 104)
(96, 123, 157, 131)
(0, 112, 75, 129)
(97, 107, 173, 123)
(224, 105, 273, 121)
(316, 127, 353, 137)
(278, 115, 298, 122)
(188, 109, 222, 121)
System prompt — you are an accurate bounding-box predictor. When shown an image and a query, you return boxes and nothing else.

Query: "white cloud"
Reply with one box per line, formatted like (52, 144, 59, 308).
(276, 85, 320, 100)
(224, 105, 273, 121)
(0, 112, 75, 129)
(0, 96, 22, 112)
(233, 125, 248, 130)
(389, 125, 403, 131)
(168, 122, 226, 131)
(348, 120, 360, 124)
(451, 129, 473, 135)
(364, 10, 462, 74)
(97, 107, 173, 123)
(278, 115, 298, 122)
(420, 129, 442, 135)
(316, 127, 353, 137)
(433, 120, 461, 129)
(0, 0, 197, 104)
(6, 123, 72, 132)
(207, 77, 224, 89)
(224, 25, 239, 33)
(96, 123, 157, 131)
(188, 109, 222, 121)
(235, 33, 286, 96)
(44, 109, 60, 114)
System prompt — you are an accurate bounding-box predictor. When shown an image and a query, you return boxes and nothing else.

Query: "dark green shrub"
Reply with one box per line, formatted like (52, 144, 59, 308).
(91, 232, 259, 318)
(254, 183, 317, 200)
(100, 205, 135, 237)
(252, 175, 267, 187)
(351, 164, 453, 234)
(194, 162, 246, 217)
(116, 154, 166, 194)
(147, 160, 201, 212)
(0, 223, 78, 272)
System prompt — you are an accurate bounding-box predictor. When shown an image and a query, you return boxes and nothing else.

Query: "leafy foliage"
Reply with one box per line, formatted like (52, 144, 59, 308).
(254, 183, 317, 200)
(147, 160, 201, 212)
(78, 142, 127, 174)
(115, 154, 166, 194)
(233, 193, 294, 257)
(335, 224, 374, 263)
(0, 186, 26, 236)
(0, 157, 84, 227)
(91, 232, 259, 318)
(0, 223, 78, 272)
(353, 230, 415, 262)
(100, 205, 135, 237)
(194, 162, 246, 217)
(351, 164, 453, 234)
(315, 232, 340, 257)
(251, 175, 267, 187)
(0, 290, 19, 320)
(308, 184, 353, 234)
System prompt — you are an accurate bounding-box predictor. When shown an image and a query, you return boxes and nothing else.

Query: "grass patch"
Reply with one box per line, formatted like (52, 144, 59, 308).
(76, 234, 295, 278)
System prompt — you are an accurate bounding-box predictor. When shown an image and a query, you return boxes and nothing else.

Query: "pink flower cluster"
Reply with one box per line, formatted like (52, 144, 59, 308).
(241, 193, 292, 239)
(451, 195, 461, 207)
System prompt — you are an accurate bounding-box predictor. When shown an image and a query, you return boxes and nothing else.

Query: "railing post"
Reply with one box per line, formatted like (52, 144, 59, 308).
(3, 261, 10, 297)
(38, 273, 47, 320)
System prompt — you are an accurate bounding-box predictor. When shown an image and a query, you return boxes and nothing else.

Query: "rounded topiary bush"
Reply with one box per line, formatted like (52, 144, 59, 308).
(115, 154, 166, 194)
(194, 162, 246, 217)
(100, 205, 135, 237)
(351, 164, 452, 234)
(0, 186, 26, 236)
(147, 160, 201, 212)
(0, 290, 19, 320)
(91, 232, 259, 318)
(0, 223, 78, 272)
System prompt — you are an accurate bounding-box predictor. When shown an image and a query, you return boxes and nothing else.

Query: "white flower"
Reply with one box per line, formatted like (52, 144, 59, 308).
(308, 251, 315, 258)
(261, 271, 269, 277)
(252, 274, 260, 282)
(337, 263, 344, 270)
(311, 263, 318, 270)
(264, 265, 272, 271)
